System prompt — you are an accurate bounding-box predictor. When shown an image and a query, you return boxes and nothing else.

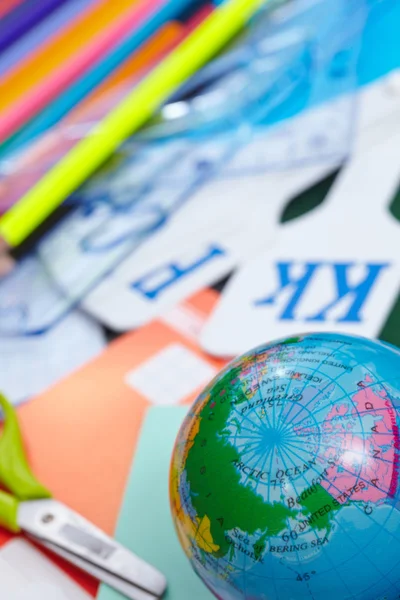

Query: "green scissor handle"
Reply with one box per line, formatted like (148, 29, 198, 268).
(0, 393, 51, 532)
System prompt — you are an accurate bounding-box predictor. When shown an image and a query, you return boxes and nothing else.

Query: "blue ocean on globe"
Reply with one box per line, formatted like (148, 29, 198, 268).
(171, 332, 400, 600)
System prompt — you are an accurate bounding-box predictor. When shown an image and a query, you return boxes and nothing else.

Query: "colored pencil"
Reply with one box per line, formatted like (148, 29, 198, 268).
(0, 0, 71, 54)
(0, 0, 266, 247)
(0, 22, 185, 213)
(1, 0, 198, 158)
(0, 7, 214, 213)
(0, 0, 25, 21)
(0, 0, 96, 77)
(0, 0, 167, 145)
(0, 0, 140, 114)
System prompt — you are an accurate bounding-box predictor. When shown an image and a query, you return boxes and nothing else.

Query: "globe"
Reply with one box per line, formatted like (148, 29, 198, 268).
(170, 332, 400, 600)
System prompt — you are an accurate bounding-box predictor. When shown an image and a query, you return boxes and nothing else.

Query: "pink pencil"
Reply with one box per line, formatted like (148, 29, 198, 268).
(184, 4, 215, 30)
(0, 0, 166, 145)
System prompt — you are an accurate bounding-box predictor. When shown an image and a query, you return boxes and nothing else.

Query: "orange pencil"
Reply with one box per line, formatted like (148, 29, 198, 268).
(71, 4, 215, 120)
(72, 21, 184, 120)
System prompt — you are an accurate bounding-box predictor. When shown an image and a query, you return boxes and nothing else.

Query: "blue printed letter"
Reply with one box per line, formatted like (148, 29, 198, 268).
(305, 262, 390, 322)
(131, 245, 225, 300)
(255, 262, 320, 319)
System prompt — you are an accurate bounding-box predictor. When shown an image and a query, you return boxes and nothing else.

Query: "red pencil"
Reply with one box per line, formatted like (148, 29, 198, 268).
(0, 0, 25, 20)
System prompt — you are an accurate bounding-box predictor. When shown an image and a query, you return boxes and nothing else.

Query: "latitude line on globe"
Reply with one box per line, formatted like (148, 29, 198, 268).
(335, 507, 399, 593)
(240, 438, 273, 491)
(301, 405, 397, 424)
(233, 434, 270, 471)
(302, 437, 396, 468)
(276, 342, 351, 435)
(366, 552, 400, 596)
(282, 438, 393, 519)
(319, 431, 398, 436)
(286, 440, 396, 596)
(251, 354, 277, 433)
(292, 377, 392, 429)
(246, 358, 289, 496)
(277, 443, 356, 598)
(230, 402, 271, 440)
(277, 438, 400, 578)
(283, 437, 392, 499)
(270, 443, 314, 587)
(274, 341, 348, 433)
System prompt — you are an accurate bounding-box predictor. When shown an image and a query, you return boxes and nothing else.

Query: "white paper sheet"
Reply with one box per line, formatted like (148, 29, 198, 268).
(125, 343, 218, 405)
(0, 539, 90, 599)
(201, 116, 400, 356)
(0, 309, 105, 405)
(0, 555, 29, 600)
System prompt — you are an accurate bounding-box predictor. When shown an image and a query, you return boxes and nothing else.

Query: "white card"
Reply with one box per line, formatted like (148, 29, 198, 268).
(81, 132, 339, 330)
(201, 122, 400, 356)
(0, 308, 105, 405)
(81, 60, 400, 332)
(0, 555, 30, 599)
(24, 583, 72, 600)
(0, 539, 90, 599)
(81, 79, 389, 331)
(125, 343, 218, 405)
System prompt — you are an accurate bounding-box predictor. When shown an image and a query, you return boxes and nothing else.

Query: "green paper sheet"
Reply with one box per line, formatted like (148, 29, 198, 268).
(98, 406, 215, 600)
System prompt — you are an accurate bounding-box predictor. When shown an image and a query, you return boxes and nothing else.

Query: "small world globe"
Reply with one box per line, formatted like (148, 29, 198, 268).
(170, 332, 400, 600)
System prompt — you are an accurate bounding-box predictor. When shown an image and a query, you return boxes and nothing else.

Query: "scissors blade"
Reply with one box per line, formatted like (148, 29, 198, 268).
(17, 499, 167, 600)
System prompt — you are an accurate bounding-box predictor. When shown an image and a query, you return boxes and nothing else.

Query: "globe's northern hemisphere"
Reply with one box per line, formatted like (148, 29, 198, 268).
(170, 332, 400, 600)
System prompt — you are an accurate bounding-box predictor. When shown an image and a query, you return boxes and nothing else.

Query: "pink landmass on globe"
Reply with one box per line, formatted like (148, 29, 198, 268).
(319, 375, 399, 505)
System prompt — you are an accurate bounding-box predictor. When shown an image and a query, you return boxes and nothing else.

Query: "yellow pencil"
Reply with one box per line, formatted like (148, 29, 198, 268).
(0, 0, 266, 248)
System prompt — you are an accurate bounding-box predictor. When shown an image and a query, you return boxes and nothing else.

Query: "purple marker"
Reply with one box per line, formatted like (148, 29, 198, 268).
(0, 0, 96, 76)
(0, 0, 71, 54)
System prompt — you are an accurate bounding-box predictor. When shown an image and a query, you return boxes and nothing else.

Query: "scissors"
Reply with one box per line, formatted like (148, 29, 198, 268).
(0, 393, 167, 600)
